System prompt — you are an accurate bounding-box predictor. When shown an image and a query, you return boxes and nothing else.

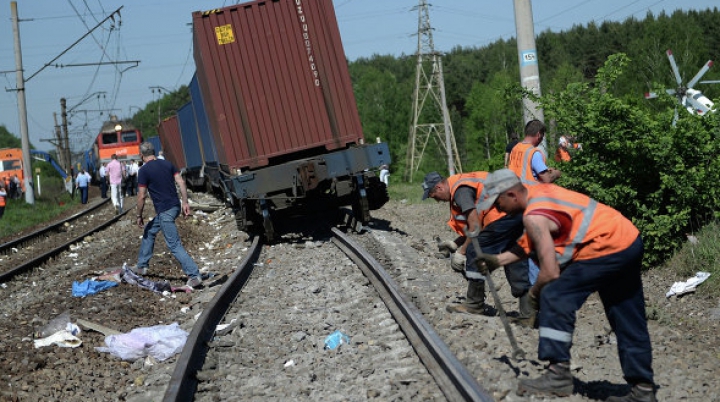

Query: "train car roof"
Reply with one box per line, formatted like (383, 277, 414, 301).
(99, 120, 138, 134)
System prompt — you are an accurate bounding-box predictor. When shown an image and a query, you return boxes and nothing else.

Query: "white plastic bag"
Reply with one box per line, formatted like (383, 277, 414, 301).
(95, 322, 188, 361)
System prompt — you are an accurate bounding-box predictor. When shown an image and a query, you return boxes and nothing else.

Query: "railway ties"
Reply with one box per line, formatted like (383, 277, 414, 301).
(165, 228, 493, 401)
(0, 198, 130, 282)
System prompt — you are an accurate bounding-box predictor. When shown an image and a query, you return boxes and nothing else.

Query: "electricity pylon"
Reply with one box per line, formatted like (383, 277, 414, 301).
(404, 0, 461, 181)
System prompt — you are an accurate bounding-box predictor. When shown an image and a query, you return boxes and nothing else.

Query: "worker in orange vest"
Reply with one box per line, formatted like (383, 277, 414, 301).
(507, 119, 561, 184)
(476, 169, 655, 401)
(422, 171, 537, 323)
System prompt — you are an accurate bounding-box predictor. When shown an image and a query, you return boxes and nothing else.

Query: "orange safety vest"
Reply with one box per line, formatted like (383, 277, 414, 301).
(522, 184, 639, 265)
(508, 142, 543, 185)
(555, 147, 571, 162)
(0, 190, 5, 207)
(446, 172, 505, 236)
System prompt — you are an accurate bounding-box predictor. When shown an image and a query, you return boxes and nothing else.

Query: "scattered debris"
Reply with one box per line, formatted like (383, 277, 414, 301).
(666, 272, 711, 298)
(324, 330, 351, 350)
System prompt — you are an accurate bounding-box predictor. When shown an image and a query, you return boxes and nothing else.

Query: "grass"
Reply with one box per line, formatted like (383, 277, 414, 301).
(387, 181, 425, 204)
(663, 221, 720, 297)
(0, 179, 79, 240)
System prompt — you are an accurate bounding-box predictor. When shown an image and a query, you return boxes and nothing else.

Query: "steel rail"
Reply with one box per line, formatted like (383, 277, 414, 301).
(163, 236, 263, 402)
(0, 199, 130, 283)
(330, 227, 494, 402)
(0, 198, 110, 254)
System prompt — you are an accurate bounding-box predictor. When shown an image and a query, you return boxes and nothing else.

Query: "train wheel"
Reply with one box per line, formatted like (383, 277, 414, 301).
(259, 198, 275, 242)
(234, 203, 250, 232)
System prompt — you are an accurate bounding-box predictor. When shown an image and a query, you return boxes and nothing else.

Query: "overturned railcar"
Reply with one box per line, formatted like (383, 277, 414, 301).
(188, 0, 390, 240)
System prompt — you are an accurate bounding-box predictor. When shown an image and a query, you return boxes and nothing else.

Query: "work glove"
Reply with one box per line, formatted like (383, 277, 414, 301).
(450, 252, 466, 272)
(436, 238, 459, 258)
(473, 253, 500, 275)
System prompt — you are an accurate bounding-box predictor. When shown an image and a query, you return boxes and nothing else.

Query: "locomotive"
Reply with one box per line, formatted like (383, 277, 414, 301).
(158, 0, 390, 241)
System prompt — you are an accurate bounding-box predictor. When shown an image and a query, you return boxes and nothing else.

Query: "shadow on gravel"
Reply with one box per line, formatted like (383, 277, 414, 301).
(574, 379, 633, 400)
(367, 216, 408, 236)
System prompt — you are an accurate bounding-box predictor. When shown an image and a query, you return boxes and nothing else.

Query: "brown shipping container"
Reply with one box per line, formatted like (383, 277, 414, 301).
(192, 0, 364, 170)
(157, 116, 187, 169)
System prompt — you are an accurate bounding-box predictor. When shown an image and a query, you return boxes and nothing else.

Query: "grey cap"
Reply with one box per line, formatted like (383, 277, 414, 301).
(421, 171, 444, 200)
(477, 169, 522, 210)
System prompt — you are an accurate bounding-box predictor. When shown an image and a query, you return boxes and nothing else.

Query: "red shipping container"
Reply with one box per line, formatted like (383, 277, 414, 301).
(157, 116, 187, 169)
(192, 0, 364, 171)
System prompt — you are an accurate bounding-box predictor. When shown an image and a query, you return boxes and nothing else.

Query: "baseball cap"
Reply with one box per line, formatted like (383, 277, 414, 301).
(421, 171, 444, 200)
(477, 169, 522, 210)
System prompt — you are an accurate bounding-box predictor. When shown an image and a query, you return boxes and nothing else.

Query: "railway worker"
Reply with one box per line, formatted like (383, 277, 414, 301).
(75, 168, 91, 204)
(0, 183, 6, 219)
(422, 171, 537, 323)
(474, 169, 655, 402)
(507, 119, 561, 184)
(131, 141, 203, 289)
(106, 154, 125, 214)
(98, 163, 108, 199)
(554, 136, 583, 163)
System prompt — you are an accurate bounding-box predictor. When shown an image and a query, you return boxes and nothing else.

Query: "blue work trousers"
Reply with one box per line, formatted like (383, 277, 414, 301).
(137, 206, 200, 279)
(537, 236, 653, 385)
(465, 213, 536, 297)
(78, 186, 88, 204)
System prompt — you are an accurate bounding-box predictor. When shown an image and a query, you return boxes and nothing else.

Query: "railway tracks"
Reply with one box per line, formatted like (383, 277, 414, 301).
(0, 198, 131, 282)
(164, 227, 493, 401)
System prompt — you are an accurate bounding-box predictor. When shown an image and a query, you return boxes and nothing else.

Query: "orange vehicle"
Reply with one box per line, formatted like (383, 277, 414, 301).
(0, 148, 25, 193)
(93, 117, 142, 165)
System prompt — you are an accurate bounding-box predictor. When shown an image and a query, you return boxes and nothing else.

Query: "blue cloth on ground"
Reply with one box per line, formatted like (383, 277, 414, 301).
(72, 280, 119, 297)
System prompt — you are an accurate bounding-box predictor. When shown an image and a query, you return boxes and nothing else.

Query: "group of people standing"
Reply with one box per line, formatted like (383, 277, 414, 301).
(1, 175, 24, 219)
(423, 119, 655, 402)
(96, 156, 141, 213)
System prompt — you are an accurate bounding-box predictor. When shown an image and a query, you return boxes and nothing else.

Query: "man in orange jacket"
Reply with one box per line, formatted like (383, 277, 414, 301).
(476, 169, 655, 402)
(422, 171, 537, 321)
(507, 119, 561, 184)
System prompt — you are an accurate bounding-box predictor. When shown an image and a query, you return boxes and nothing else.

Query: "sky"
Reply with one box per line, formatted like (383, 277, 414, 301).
(0, 0, 717, 153)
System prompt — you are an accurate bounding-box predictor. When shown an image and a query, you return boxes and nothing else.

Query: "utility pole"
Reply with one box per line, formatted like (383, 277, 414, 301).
(11, 1, 34, 204)
(60, 98, 72, 174)
(513, 0, 547, 154)
(52, 112, 66, 171)
(404, 0, 461, 181)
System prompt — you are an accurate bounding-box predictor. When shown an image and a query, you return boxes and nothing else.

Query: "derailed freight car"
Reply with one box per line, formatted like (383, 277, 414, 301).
(191, 0, 390, 240)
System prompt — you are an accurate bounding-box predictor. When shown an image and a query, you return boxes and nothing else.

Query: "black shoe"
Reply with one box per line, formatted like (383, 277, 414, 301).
(517, 363, 573, 397)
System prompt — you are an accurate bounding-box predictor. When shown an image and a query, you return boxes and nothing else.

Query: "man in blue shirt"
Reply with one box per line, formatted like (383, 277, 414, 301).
(131, 142, 202, 288)
(75, 168, 91, 204)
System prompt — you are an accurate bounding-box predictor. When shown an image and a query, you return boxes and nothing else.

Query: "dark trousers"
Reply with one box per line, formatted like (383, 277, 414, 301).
(537, 236, 653, 385)
(126, 175, 137, 196)
(465, 213, 532, 297)
(100, 177, 108, 198)
(79, 186, 88, 204)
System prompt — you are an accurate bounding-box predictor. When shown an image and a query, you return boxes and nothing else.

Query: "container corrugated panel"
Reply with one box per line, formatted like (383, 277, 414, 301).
(177, 102, 204, 169)
(192, 0, 363, 170)
(145, 136, 163, 156)
(188, 73, 219, 164)
(157, 116, 186, 169)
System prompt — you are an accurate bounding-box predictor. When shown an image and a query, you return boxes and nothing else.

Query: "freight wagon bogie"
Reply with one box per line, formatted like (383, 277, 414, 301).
(221, 143, 390, 241)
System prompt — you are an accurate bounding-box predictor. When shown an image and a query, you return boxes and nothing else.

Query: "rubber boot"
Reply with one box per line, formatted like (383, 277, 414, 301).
(446, 280, 496, 316)
(511, 293, 537, 328)
(605, 384, 657, 402)
(516, 362, 573, 397)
